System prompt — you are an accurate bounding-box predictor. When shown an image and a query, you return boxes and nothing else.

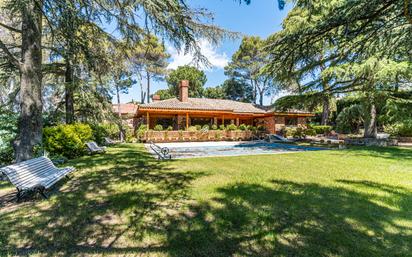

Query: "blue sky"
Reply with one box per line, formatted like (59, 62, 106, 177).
(116, 0, 292, 105)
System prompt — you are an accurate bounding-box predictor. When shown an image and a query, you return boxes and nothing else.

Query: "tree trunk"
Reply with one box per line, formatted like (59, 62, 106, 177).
(321, 95, 330, 125)
(259, 89, 264, 106)
(65, 62, 75, 124)
(146, 71, 150, 103)
(364, 95, 377, 138)
(14, 0, 43, 162)
(116, 84, 124, 142)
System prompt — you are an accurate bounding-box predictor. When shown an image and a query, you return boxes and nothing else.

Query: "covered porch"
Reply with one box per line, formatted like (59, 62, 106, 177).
(138, 109, 266, 130)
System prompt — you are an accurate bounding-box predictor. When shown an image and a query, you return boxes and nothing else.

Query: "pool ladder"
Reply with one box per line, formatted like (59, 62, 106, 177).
(149, 141, 172, 160)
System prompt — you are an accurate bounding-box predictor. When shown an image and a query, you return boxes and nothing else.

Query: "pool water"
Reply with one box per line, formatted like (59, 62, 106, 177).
(148, 141, 326, 159)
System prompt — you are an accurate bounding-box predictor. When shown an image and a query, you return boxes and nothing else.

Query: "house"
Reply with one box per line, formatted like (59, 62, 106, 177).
(114, 80, 314, 135)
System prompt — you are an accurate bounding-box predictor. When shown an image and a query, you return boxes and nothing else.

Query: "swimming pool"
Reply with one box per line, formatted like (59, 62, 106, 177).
(146, 141, 326, 159)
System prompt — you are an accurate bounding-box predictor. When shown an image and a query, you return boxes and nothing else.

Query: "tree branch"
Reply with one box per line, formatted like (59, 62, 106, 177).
(0, 38, 21, 71)
(0, 21, 21, 33)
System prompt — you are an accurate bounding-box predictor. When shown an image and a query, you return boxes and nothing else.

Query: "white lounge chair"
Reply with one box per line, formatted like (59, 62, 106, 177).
(104, 137, 116, 145)
(86, 141, 106, 154)
(0, 157, 75, 200)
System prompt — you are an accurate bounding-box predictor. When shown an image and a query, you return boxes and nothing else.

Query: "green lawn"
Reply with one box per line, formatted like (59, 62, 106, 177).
(1, 144, 412, 256)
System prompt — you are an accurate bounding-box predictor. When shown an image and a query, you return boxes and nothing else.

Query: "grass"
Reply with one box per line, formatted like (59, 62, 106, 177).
(1, 144, 412, 256)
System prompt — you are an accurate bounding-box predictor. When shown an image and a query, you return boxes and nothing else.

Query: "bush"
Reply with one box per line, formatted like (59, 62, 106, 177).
(226, 124, 237, 131)
(384, 122, 412, 137)
(43, 123, 93, 159)
(257, 125, 266, 132)
(195, 125, 202, 131)
(238, 124, 247, 131)
(187, 126, 197, 132)
(305, 128, 317, 136)
(91, 123, 120, 145)
(248, 125, 257, 132)
(219, 125, 226, 130)
(211, 124, 218, 130)
(312, 125, 333, 135)
(154, 124, 163, 131)
(136, 124, 148, 140)
(202, 124, 210, 130)
(167, 126, 173, 131)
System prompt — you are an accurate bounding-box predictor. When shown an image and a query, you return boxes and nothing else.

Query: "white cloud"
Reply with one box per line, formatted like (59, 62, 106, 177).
(167, 39, 229, 71)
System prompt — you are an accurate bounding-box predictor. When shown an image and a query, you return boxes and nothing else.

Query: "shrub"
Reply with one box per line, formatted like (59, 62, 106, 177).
(238, 124, 247, 131)
(248, 126, 257, 132)
(91, 123, 120, 145)
(187, 126, 197, 132)
(226, 124, 237, 131)
(167, 126, 173, 131)
(384, 122, 412, 137)
(195, 125, 202, 131)
(154, 124, 163, 131)
(294, 127, 305, 138)
(136, 124, 148, 140)
(211, 124, 218, 130)
(202, 124, 210, 130)
(219, 125, 226, 130)
(257, 125, 266, 132)
(305, 128, 317, 136)
(43, 123, 93, 159)
(312, 125, 333, 135)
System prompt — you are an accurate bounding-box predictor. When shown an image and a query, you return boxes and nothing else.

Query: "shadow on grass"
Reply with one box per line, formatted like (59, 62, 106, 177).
(165, 180, 412, 257)
(1, 144, 411, 256)
(338, 146, 412, 161)
(0, 144, 204, 256)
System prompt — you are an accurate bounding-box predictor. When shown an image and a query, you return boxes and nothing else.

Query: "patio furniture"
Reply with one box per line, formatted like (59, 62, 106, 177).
(0, 156, 75, 200)
(104, 137, 117, 145)
(86, 141, 107, 154)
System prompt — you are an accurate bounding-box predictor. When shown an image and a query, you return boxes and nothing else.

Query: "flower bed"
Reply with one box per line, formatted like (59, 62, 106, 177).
(142, 130, 256, 142)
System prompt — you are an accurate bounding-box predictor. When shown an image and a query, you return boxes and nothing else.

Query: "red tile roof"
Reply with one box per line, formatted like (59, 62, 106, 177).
(139, 98, 267, 114)
(112, 103, 138, 115)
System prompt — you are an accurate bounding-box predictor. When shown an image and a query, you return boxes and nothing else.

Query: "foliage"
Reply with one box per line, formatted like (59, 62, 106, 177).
(384, 122, 412, 137)
(312, 125, 332, 135)
(211, 124, 218, 130)
(336, 104, 365, 134)
(91, 123, 121, 145)
(203, 86, 226, 99)
(166, 66, 207, 98)
(202, 125, 210, 130)
(305, 128, 316, 136)
(238, 124, 247, 131)
(195, 125, 202, 131)
(221, 78, 253, 102)
(167, 126, 173, 131)
(154, 124, 164, 131)
(219, 125, 226, 130)
(225, 36, 276, 105)
(155, 89, 175, 100)
(187, 126, 198, 132)
(136, 124, 148, 139)
(0, 108, 18, 165)
(43, 123, 93, 158)
(226, 124, 237, 131)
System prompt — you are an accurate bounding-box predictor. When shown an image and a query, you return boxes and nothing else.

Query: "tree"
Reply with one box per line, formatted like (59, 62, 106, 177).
(221, 78, 253, 102)
(154, 89, 175, 100)
(203, 86, 226, 99)
(225, 36, 276, 105)
(136, 34, 169, 103)
(264, 0, 412, 138)
(0, 0, 235, 161)
(166, 65, 207, 98)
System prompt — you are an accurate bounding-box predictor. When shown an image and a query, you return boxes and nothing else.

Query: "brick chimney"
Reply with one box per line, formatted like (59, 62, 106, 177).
(179, 80, 189, 102)
(152, 94, 161, 102)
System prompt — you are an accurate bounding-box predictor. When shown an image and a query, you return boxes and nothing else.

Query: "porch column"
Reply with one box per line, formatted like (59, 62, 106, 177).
(146, 112, 150, 130)
(236, 118, 239, 126)
(186, 113, 189, 130)
(214, 117, 218, 125)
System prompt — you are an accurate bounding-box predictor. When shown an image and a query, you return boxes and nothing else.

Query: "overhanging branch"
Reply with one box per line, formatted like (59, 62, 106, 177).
(0, 38, 21, 71)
